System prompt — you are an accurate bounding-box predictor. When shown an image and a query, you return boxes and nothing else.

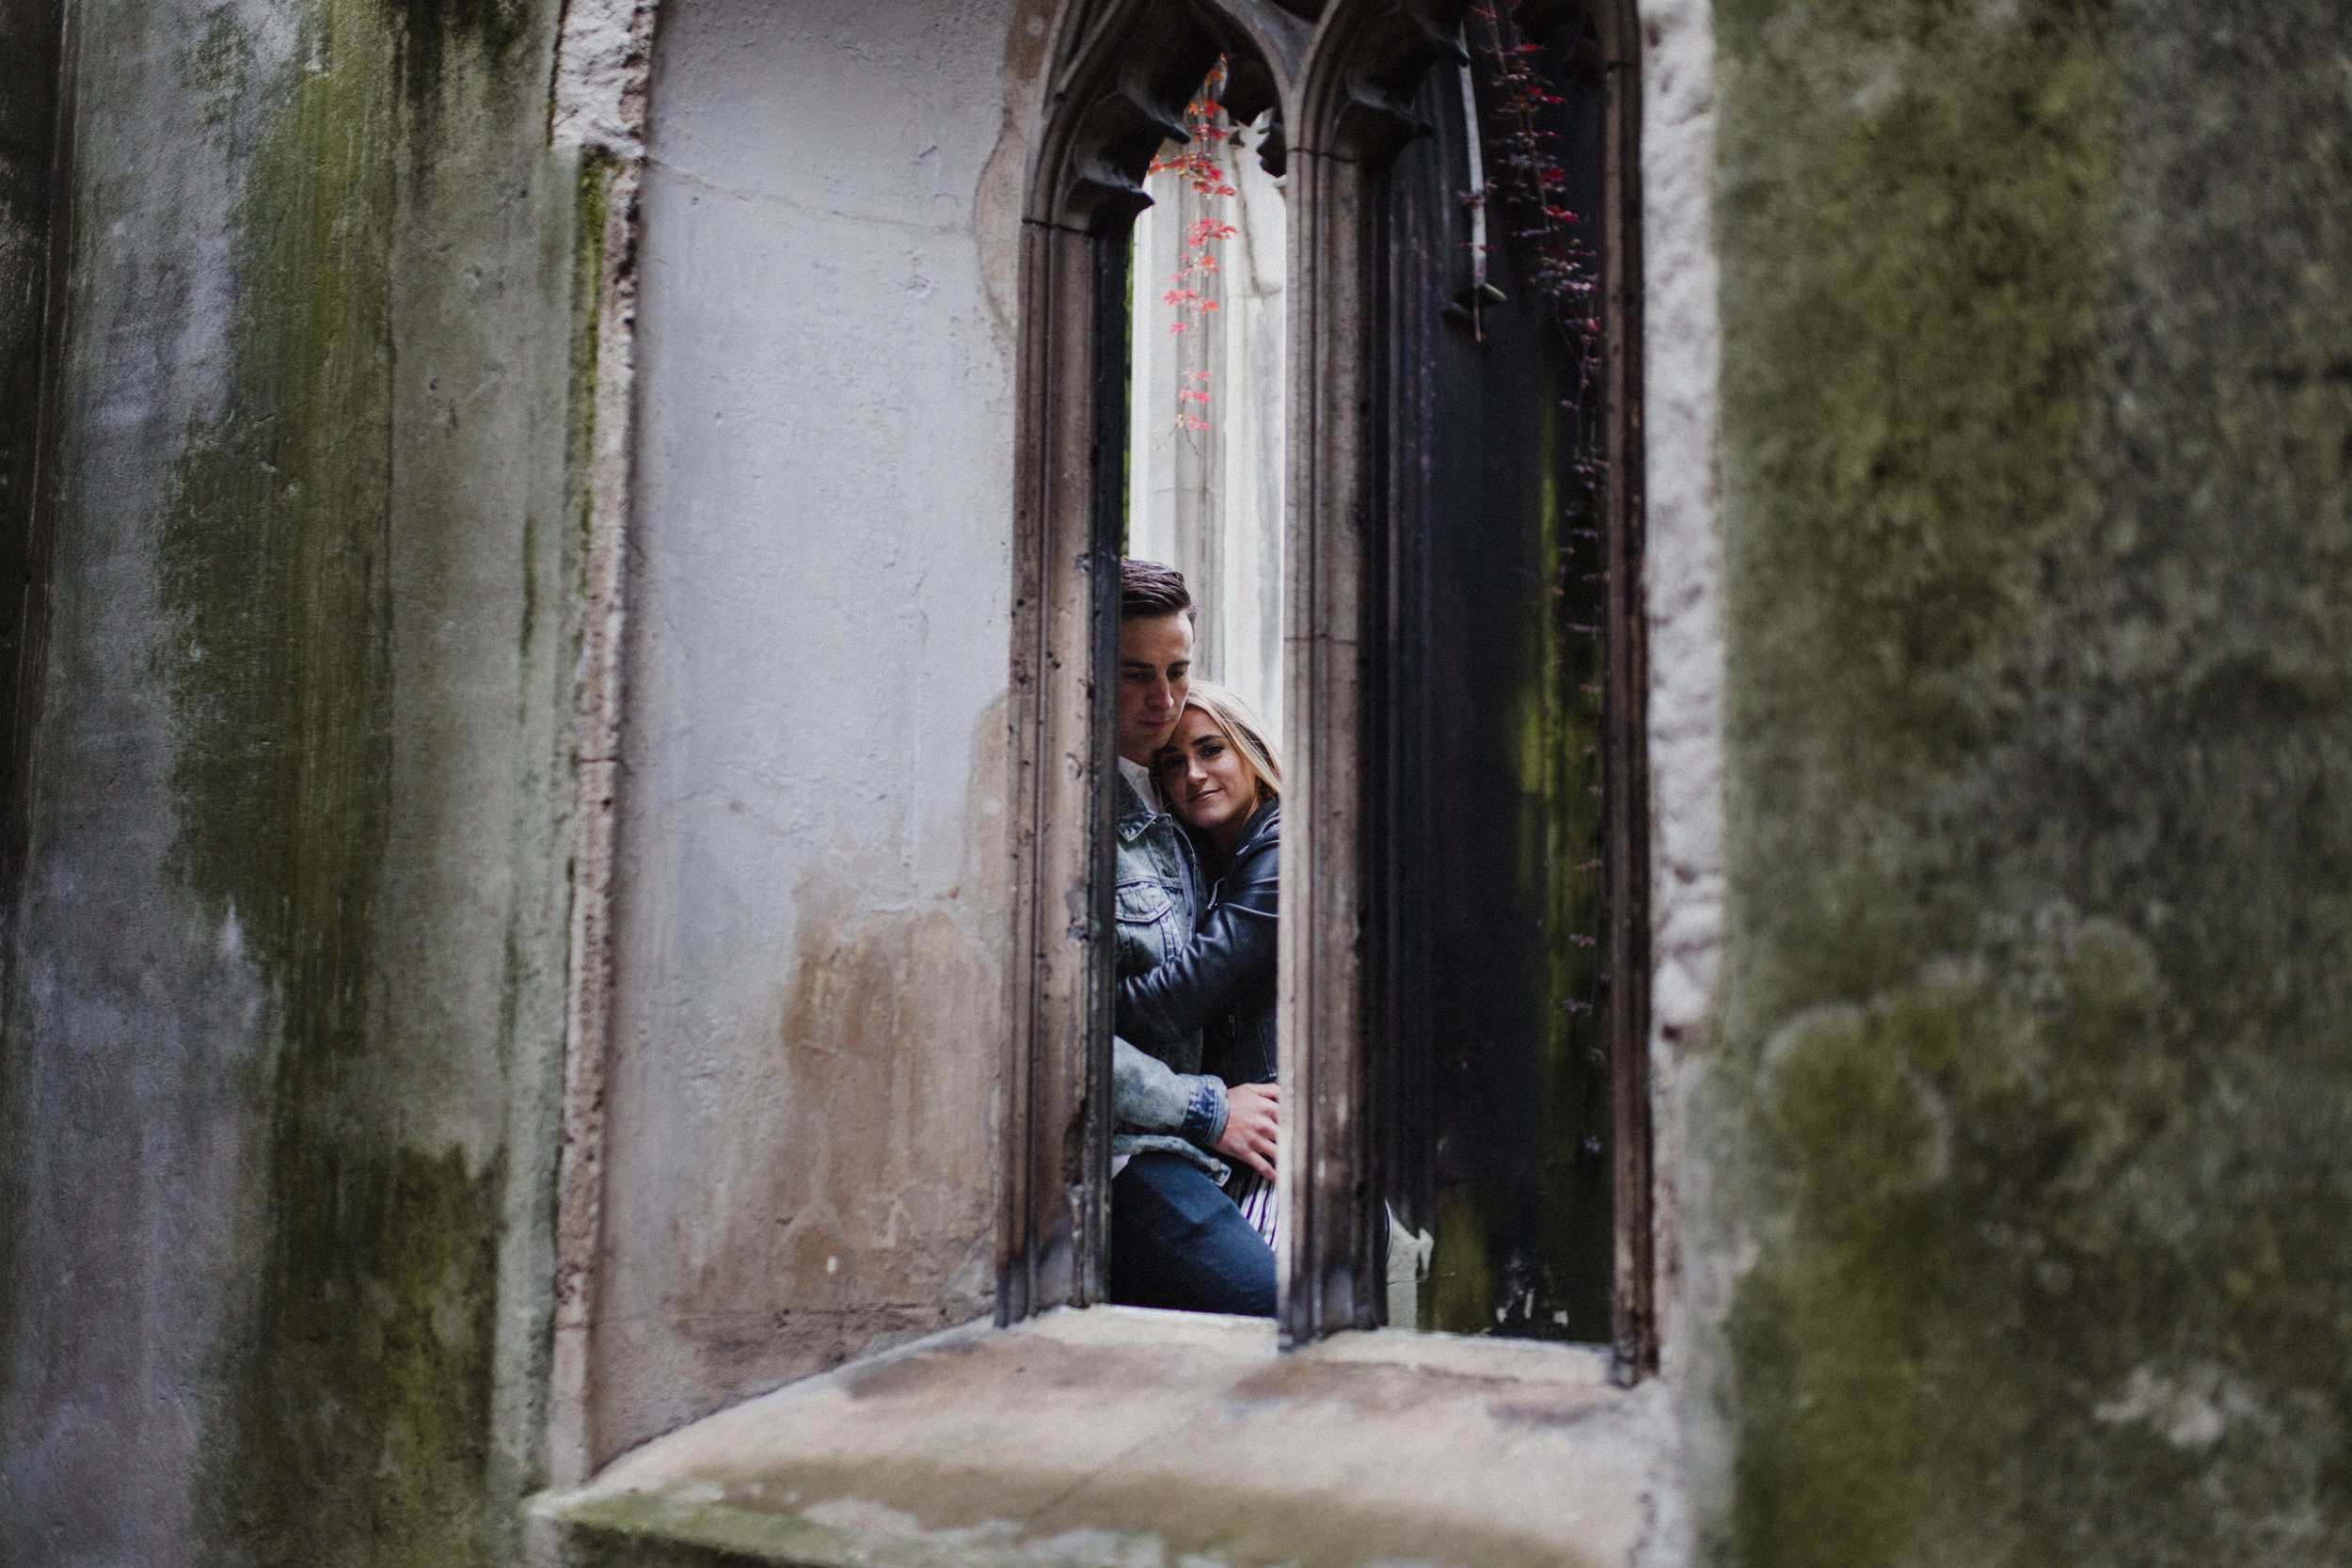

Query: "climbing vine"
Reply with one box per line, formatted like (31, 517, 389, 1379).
(1470, 6, 1606, 509)
(1148, 60, 1239, 437)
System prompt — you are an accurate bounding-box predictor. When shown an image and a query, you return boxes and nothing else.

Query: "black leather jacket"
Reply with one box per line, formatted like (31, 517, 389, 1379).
(1115, 801, 1279, 1086)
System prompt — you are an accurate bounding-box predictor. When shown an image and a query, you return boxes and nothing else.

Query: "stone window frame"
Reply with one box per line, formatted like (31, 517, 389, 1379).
(1003, 0, 1656, 1370)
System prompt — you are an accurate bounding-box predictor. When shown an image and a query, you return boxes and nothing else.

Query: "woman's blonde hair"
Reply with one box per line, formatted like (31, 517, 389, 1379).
(1168, 680, 1282, 802)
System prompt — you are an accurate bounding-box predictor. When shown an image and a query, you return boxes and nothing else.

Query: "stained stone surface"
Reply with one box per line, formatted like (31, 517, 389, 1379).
(541, 1307, 1680, 1568)
(1704, 0, 2352, 1563)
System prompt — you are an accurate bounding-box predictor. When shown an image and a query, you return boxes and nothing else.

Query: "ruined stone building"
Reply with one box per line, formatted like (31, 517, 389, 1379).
(2, 0, 2347, 1563)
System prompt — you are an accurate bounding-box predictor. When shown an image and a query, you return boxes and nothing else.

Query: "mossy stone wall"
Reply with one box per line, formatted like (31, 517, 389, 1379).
(1712, 1, 2352, 1562)
(0, 0, 589, 1558)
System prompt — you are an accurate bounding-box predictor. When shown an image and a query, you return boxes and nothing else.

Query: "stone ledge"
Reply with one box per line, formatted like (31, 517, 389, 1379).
(536, 1307, 1678, 1568)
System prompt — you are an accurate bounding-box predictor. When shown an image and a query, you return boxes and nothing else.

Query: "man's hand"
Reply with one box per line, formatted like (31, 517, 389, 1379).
(1213, 1082, 1279, 1180)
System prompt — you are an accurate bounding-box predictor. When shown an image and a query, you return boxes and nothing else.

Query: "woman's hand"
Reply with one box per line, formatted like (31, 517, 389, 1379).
(1214, 1082, 1279, 1180)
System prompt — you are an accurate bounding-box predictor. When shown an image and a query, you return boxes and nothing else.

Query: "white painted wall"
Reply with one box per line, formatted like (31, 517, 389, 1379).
(590, 0, 1051, 1461)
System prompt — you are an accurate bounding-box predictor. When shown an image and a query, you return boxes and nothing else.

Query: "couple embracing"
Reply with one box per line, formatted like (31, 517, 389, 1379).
(1107, 560, 1284, 1318)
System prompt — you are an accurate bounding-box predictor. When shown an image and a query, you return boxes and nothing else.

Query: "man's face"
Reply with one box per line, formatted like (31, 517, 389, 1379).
(1118, 612, 1194, 766)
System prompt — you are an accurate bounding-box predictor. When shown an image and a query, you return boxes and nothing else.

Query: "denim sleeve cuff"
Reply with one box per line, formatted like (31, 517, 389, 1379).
(1183, 1075, 1229, 1146)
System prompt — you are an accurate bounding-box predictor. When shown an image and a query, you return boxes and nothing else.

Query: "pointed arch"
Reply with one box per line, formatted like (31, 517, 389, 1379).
(1005, 0, 1651, 1361)
(1001, 0, 1297, 1321)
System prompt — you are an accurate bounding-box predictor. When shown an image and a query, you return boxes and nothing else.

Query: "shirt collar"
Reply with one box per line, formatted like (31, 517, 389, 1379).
(1118, 754, 1164, 816)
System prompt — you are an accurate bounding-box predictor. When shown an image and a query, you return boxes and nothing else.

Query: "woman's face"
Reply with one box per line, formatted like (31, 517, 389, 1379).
(1156, 707, 1258, 845)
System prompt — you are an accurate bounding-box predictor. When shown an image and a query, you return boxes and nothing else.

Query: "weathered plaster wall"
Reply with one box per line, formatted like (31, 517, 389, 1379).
(1705, 1, 2352, 1563)
(0, 0, 588, 1559)
(585, 0, 1049, 1465)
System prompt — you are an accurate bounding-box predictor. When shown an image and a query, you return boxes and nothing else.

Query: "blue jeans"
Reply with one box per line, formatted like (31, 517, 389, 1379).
(1109, 1152, 1277, 1317)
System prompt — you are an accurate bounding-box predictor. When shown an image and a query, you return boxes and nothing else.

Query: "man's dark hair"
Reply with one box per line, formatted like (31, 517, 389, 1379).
(1120, 558, 1195, 623)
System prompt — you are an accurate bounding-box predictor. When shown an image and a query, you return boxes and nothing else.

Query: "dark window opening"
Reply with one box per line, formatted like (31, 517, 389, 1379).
(1371, 8, 1642, 1348)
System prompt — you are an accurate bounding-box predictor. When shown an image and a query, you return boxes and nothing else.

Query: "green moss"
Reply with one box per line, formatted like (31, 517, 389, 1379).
(181, 8, 259, 127)
(1731, 917, 2175, 1564)
(1523, 374, 1613, 1346)
(162, 0, 398, 985)
(1715, 0, 2352, 1562)
(149, 0, 559, 1558)
(389, 0, 530, 109)
(1426, 1184, 1502, 1333)
(1717, 0, 2123, 1022)
(205, 1146, 507, 1565)
(1423, 341, 1613, 1343)
(567, 146, 615, 564)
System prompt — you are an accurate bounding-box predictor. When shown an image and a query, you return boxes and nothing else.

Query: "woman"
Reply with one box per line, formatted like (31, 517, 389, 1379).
(1108, 683, 1283, 1310)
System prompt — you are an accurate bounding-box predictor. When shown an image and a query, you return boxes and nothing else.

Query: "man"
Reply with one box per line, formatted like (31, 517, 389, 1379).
(1106, 560, 1279, 1316)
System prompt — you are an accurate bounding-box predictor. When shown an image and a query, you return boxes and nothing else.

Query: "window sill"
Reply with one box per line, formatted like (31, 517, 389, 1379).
(536, 1307, 1678, 1568)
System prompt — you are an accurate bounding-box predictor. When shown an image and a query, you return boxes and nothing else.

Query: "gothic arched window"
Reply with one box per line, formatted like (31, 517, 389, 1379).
(1006, 0, 1652, 1375)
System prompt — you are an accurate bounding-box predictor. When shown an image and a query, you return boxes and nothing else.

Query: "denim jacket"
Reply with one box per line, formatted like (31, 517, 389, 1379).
(1109, 768, 1229, 1177)
(1119, 800, 1278, 1089)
